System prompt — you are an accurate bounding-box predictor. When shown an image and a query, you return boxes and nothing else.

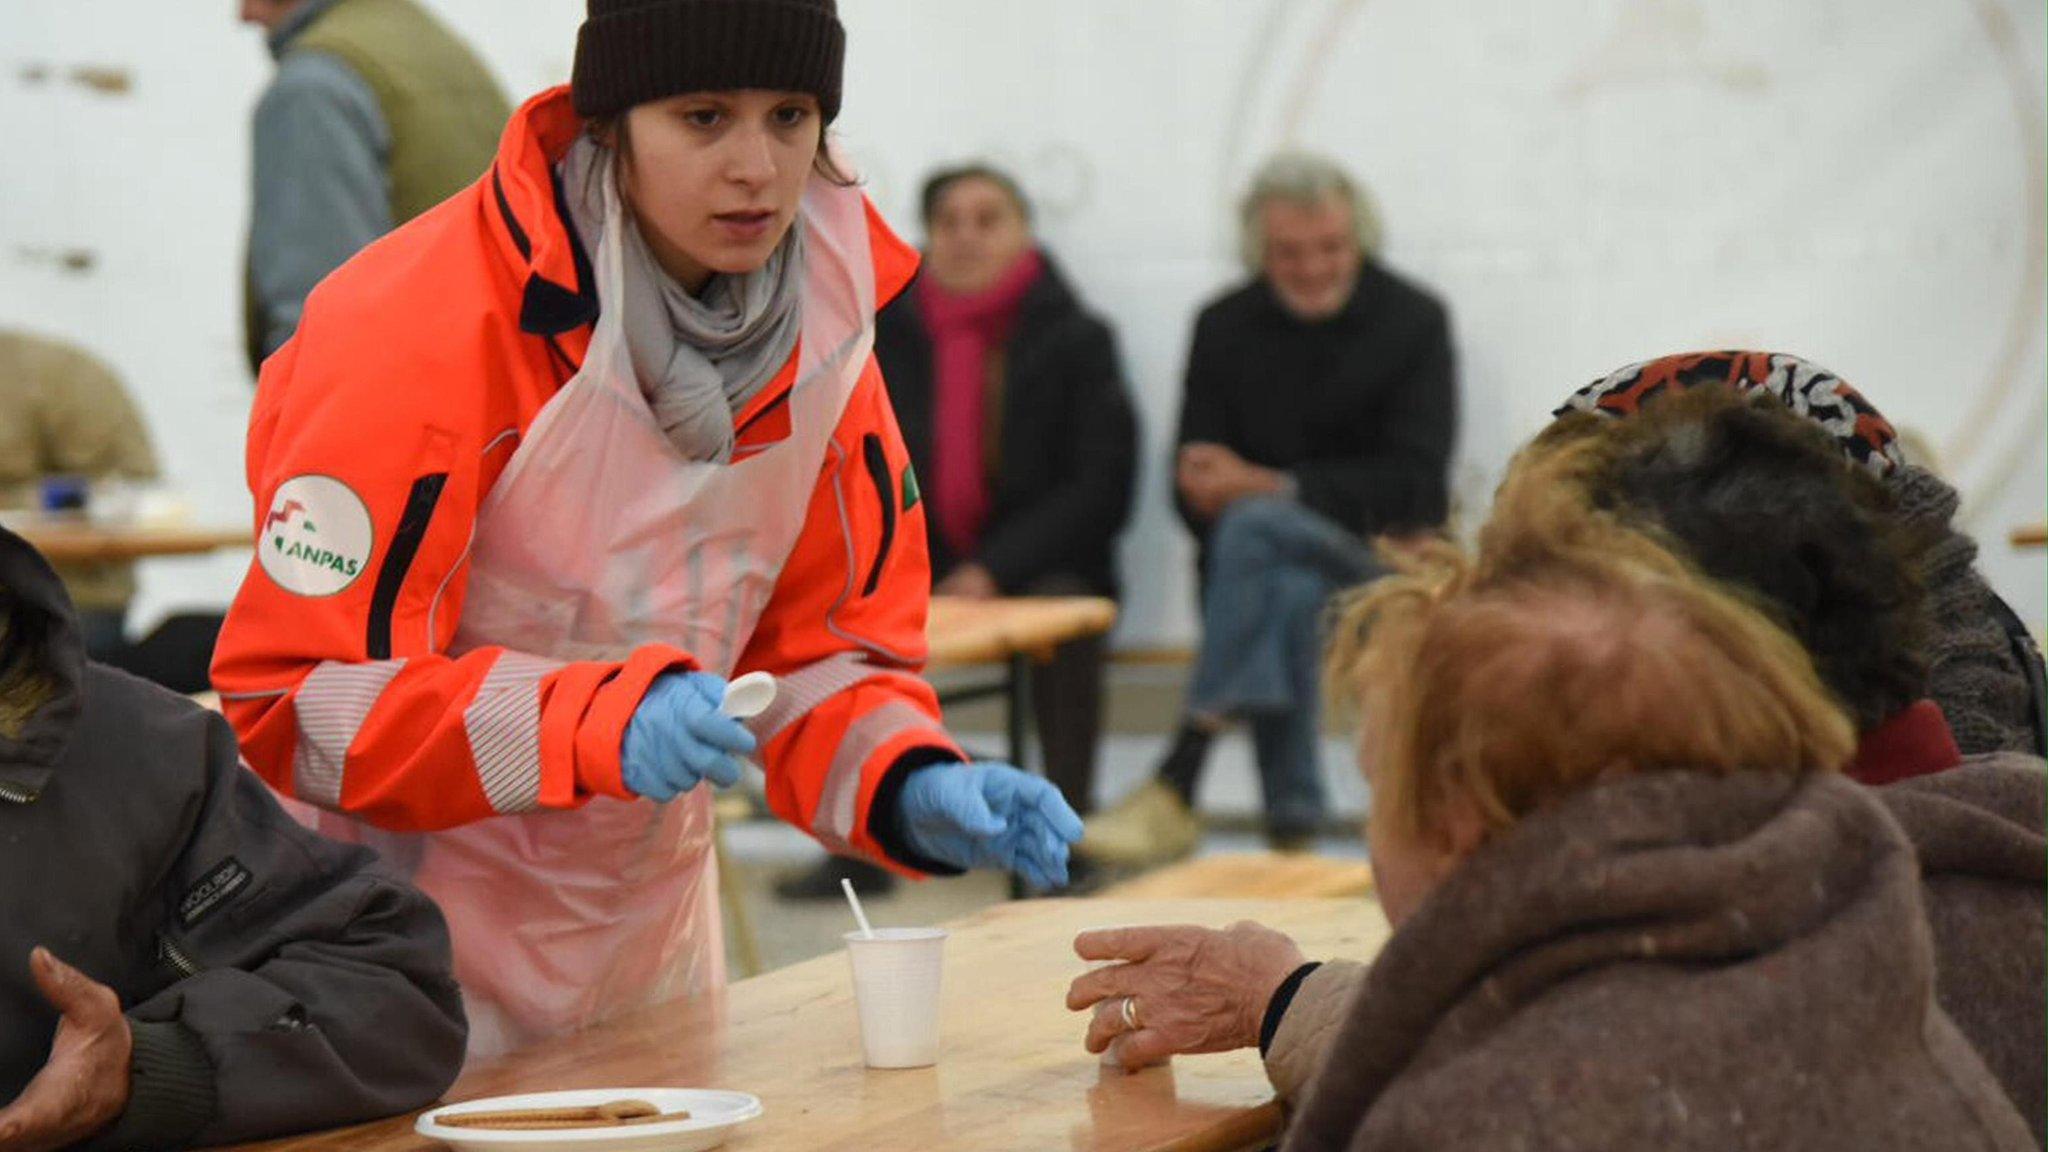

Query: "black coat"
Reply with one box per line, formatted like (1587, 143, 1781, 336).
(1175, 262, 1457, 542)
(0, 526, 465, 1148)
(877, 254, 1138, 597)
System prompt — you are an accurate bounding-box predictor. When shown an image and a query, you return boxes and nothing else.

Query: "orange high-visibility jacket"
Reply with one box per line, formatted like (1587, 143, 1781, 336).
(213, 88, 958, 868)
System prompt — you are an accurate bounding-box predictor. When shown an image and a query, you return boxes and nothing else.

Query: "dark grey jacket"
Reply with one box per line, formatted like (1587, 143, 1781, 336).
(0, 526, 465, 1149)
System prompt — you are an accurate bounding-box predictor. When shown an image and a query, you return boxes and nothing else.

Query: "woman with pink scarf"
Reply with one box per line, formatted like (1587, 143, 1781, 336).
(776, 165, 1138, 898)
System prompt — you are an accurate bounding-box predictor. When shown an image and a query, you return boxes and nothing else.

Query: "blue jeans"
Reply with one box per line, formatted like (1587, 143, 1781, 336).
(1186, 497, 1383, 832)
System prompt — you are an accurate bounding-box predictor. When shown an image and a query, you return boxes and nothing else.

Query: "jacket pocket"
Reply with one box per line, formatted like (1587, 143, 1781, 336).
(860, 433, 897, 597)
(368, 472, 449, 659)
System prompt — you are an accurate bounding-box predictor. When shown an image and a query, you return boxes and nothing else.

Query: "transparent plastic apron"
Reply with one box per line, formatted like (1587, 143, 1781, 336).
(299, 165, 876, 1056)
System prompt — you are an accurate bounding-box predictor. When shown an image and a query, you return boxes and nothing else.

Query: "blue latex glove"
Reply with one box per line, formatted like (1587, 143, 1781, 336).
(620, 672, 757, 802)
(898, 762, 1085, 891)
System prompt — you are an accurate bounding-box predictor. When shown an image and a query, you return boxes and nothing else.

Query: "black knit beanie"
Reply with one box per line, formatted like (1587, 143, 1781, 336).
(572, 0, 845, 122)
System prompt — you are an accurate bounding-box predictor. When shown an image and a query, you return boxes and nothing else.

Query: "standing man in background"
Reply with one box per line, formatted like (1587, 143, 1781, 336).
(240, 0, 510, 373)
(1083, 152, 1457, 866)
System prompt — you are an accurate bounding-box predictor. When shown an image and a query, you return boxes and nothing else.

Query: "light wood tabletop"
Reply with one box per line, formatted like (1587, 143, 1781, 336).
(1102, 854, 1375, 901)
(926, 595, 1118, 666)
(221, 897, 1387, 1152)
(6, 518, 249, 563)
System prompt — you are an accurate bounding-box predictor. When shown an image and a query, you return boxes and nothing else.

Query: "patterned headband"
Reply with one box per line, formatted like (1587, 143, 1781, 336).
(1554, 350, 1903, 476)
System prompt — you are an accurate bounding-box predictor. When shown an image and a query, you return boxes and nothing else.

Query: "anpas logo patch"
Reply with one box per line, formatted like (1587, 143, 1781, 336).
(258, 475, 373, 597)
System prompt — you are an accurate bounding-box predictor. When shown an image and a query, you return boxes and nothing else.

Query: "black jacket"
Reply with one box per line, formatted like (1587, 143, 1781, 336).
(1175, 263, 1457, 541)
(0, 527, 464, 1149)
(877, 253, 1138, 597)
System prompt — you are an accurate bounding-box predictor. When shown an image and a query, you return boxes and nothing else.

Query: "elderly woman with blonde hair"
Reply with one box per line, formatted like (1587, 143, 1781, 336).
(1068, 441, 2035, 1151)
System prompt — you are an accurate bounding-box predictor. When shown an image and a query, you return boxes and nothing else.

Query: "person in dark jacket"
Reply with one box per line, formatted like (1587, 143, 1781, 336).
(1084, 152, 1455, 864)
(0, 524, 464, 1149)
(775, 164, 1137, 898)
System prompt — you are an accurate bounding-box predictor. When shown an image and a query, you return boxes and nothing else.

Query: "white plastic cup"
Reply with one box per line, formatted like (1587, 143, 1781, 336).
(844, 928, 947, 1069)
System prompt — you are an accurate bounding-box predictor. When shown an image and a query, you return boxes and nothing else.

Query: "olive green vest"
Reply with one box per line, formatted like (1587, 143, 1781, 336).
(245, 0, 511, 374)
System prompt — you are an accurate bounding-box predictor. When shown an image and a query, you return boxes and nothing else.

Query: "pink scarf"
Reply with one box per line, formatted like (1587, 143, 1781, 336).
(915, 248, 1044, 558)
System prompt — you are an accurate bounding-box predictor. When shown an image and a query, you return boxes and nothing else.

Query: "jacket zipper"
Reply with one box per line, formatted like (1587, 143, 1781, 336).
(366, 471, 450, 659)
(860, 434, 898, 597)
(159, 936, 201, 979)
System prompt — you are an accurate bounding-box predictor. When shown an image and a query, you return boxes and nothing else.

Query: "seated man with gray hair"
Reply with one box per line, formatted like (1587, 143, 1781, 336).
(1083, 152, 1457, 864)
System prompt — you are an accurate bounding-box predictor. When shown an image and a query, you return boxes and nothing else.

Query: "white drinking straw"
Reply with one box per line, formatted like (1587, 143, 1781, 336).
(841, 877, 876, 939)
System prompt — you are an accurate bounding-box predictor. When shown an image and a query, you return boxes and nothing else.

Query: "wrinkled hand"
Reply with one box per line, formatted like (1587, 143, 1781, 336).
(0, 949, 132, 1152)
(935, 564, 1000, 600)
(1177, 444, 1286, 521)
(620, 671, 757, 802)
(899, 762, 1084, 890)
(1066, 922, 1306, 1072)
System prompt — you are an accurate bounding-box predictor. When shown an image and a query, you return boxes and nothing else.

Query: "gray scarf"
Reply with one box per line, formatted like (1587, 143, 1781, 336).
(560, 135, 805, 463)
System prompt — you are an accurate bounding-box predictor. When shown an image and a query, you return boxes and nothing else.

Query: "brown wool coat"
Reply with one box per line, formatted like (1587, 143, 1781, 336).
(1270, 756, 2048, 1144)
(1880, 753, 2048, 1143)
(1274, 770, 2034, 1152)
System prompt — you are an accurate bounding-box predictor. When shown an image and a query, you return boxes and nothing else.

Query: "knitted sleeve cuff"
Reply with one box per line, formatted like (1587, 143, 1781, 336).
(866, 746, 969, 876)
(77, 1019, 216, 1152)
(1259, 962, 1323, 1057)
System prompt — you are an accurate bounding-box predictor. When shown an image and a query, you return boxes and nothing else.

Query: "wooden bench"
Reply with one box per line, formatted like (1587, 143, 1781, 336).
(926, 595, 1117, 769)
(1100, 853, 1374, 901)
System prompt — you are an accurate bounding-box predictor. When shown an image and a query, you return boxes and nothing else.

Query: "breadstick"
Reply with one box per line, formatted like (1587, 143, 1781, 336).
(437, 1099, 661, 1128)
(618, 1111, 690, 1125)
(450, 1115, 598, 1123)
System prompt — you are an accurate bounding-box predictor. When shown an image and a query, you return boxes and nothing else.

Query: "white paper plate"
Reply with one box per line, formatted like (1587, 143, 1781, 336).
(417, 1088, 763, 1152)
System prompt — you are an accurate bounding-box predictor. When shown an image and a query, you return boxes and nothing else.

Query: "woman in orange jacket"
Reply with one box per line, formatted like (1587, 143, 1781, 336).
(212, 0, 1081, 1056)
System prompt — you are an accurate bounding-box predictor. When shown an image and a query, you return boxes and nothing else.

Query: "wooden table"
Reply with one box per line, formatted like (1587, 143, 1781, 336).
(927, 596, 1119, 666)
(1103, 854, 1374, 901)
(5, 519, 248, 563)
(2013, 524, 2047, 549)
(925, 596, 1118, 770)
(224, 898, 1386, 1152)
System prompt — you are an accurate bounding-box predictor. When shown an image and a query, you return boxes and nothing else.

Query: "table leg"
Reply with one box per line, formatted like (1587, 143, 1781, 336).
(1007, 652, 1037, 901)
(1006, 652, 1034, 771)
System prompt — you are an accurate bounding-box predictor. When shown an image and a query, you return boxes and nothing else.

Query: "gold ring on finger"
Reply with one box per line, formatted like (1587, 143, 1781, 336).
(1120, 996, 1142, 1032)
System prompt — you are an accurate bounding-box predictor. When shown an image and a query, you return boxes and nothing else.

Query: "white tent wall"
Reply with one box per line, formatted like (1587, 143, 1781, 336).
(1, 0, 2041, 646)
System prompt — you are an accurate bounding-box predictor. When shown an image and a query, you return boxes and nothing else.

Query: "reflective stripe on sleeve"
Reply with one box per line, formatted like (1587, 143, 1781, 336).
(464, 652, 565, 815)
(292, 659, 408, 808)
